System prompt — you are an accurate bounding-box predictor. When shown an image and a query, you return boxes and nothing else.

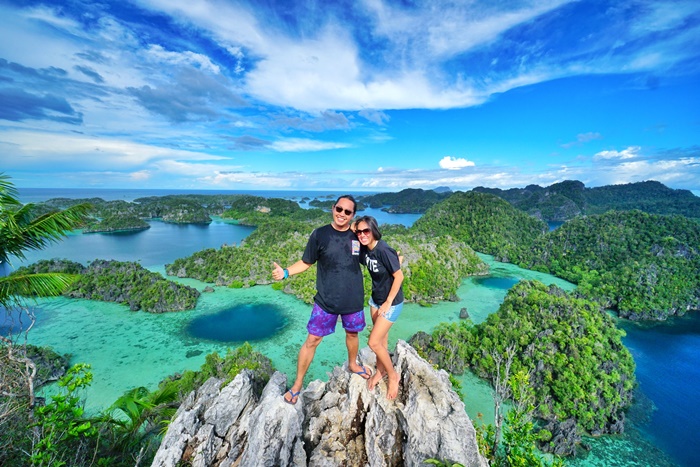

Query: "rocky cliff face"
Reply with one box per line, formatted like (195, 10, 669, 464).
(152, 340, 488, 467)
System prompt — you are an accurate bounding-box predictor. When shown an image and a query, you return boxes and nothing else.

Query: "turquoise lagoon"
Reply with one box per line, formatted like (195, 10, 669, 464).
(4, 188, 697, 466)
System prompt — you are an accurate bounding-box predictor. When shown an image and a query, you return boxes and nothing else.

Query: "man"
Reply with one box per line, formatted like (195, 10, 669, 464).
(272, 194, 370, 404)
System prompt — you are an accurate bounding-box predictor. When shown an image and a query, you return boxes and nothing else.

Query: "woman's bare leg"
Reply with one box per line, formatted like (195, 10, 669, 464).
(368, 315, 399, 399)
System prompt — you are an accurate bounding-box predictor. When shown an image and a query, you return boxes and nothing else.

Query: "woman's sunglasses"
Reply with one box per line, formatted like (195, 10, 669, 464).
(334, 206, 354, 216)
(355, 228, 372, 236)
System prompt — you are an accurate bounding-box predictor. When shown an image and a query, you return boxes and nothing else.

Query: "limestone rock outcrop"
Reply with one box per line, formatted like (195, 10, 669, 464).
(152, 340, 487, 467)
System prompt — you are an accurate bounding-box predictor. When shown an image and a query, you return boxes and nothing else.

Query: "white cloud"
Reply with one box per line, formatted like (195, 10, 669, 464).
(129, 170, 152, 181)
(146, 44, 221, 74)
(361, 0, 571, 59)
(1, 131, 227, 171)
(439, 156, 475, 170)
(269, 138, 351, 152)
(594, 146, 641, 160)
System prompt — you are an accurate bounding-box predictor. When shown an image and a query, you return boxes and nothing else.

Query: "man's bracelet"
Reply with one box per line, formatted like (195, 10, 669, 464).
(283, 268, 289, 279)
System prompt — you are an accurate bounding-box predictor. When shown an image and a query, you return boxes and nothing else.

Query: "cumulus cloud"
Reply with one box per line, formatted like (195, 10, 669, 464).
(594, 146, 641, 160)
(439, 156, 475, 170)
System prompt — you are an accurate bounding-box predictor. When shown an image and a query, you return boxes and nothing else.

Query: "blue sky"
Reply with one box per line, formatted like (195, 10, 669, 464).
(1, 0, 699, 192)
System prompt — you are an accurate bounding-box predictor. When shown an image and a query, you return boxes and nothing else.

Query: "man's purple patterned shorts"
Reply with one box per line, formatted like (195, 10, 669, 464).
(307, 303, 366, 337)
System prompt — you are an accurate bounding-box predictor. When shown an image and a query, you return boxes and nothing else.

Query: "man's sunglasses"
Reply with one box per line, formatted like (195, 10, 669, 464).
(334, 206, 354, 216)
(355, 228, 372, 236)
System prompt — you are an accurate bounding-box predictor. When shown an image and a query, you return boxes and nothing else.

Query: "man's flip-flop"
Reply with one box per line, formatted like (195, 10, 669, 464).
(351, 366, 372, 380)
(283, 389, 300, 405)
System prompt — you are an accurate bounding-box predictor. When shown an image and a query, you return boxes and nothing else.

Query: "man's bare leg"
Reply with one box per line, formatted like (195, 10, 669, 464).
(346, 330, 372, 379)
(284, 333, 323, 403)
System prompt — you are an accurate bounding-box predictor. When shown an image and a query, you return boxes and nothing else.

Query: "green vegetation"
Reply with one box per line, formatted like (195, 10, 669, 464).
(359, 187, 452, 213)
(514, 210, 700, 320)
(411, 190, 700, 320)
(1, 341, 272, 466)
(473, 180, 700, 221)
(427, 371, 565, 467)
(383, 224, 488, 304)
(158, 342, 275, 399)
(413, 191, 547, 262)
(412, 281, 636, 456)
(13, 259, 201, 313)
(34, 193, 257, 227)
(30, 364, 99, 467)
(83, 214, 150, 233)
(219, 194, 324, 225)
(133, 196, 212, 223)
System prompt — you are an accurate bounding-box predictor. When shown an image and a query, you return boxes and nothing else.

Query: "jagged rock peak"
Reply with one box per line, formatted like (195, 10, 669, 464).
(152, 340, 487, 467)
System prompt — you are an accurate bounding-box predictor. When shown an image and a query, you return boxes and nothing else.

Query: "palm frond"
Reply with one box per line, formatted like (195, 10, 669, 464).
(1, 203, 92, 263)
(0, 273, 79, 308)
(0, 173, 22, 208)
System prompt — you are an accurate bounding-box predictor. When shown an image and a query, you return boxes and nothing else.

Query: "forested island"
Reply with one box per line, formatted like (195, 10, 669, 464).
(408, 190, 700, 321)
(12, 259, 200, 312)
(35, 194, 221, 225)
(513, 210, 700, 320)
(83, 214, 150, 233)
(411, 281, 636, 456)
(358, 187, 452, 213)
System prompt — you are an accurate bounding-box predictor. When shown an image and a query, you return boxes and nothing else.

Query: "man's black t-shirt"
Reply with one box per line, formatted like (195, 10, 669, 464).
(302, 224, 363, 315)
(360, 239, 404, 307)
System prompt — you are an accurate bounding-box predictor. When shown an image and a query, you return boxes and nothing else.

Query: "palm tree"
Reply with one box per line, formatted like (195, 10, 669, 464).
(0, 173, 92, 308)
(103, 384, 179, 463)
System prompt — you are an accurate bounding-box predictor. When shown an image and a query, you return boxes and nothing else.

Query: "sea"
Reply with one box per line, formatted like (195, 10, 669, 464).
(2, 187, 698, 466)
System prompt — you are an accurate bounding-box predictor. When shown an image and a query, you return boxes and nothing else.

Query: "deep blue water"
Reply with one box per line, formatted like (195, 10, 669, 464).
(10, 219, 256, 269)
(473, 276, 520, 290)
(185, 303, 287, 342)
(619, 314, 700, 467)
(6, 188, 700, 465)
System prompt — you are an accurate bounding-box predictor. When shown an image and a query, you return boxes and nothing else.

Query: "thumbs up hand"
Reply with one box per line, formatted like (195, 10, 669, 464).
(272, 262, 285, 281)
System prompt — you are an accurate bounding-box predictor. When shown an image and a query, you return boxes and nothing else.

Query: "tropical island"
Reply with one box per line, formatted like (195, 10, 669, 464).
(82, 214, 150, 233)
(11, 259, 200, 312)
(411, 281, 636, 457)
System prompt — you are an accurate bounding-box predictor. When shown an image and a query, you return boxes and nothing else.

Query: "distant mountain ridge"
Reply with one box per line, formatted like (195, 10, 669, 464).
(472, 180, 700, 221)
(356, 180, 700, 221)
(358, 188, 452, 213)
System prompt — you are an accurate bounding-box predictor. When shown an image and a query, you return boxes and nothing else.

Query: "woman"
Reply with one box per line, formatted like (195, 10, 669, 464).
(354, 215, 404, 400)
